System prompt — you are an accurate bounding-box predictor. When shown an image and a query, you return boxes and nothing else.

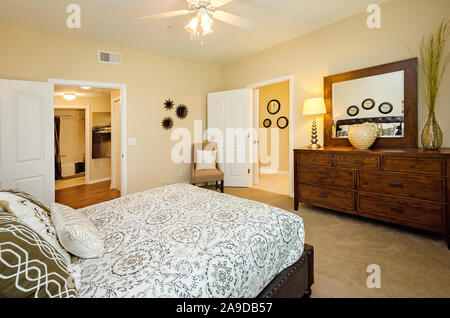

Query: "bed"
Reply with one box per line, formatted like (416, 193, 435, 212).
(72, 183, 313, 298)
(335, 116, 404, 138)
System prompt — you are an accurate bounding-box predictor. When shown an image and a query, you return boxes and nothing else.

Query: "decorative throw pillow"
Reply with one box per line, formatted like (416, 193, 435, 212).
(0, 210, 77, 298)
(195, 149, 217, 171)
(51, 203, 104, 259)
(381, 127, 397, 136)
(0, 191, 71, 263)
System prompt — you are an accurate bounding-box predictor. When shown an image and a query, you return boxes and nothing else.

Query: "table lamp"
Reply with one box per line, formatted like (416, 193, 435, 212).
(303, 98, 327, 149)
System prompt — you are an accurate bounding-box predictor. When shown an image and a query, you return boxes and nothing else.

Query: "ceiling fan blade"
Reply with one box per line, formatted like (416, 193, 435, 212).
(212, 10, 255, 30)
(138, 10, 192, 22)
(210, 0, 234, 8)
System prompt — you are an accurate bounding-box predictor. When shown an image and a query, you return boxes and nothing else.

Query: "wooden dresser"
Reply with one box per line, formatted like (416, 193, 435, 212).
(294, 147, 450, 248)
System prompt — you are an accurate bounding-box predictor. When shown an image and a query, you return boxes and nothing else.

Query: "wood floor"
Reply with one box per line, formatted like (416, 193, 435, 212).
(55, 181, 121, 209)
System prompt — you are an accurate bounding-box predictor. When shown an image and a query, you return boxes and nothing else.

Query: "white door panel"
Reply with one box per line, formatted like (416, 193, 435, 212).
(0, 79, 53, 204)
(207, 89, 249, 188)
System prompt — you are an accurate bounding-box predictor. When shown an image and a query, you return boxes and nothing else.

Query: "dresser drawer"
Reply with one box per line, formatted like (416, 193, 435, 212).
(358, 172, 445, 202)
(299, 184, 354, 211)
(298, 153, 332, 167)
(335, 154, 379, 170)
(358, 193, 445, 233)
(383, 157, 445, 176)
(298, 166, 354, 189)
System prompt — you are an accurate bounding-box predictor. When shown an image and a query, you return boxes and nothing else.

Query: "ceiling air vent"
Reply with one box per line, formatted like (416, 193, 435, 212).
(98, 50, 122, 65)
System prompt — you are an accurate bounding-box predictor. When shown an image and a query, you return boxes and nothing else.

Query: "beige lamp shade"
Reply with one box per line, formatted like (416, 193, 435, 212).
(303, 98, 327, 116)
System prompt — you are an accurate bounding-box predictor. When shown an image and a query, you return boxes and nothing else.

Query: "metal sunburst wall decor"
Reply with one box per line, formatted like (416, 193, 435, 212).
(176, 104, 189, 119)
(161, 117, 174, 130)
(164, 99, 174, 111)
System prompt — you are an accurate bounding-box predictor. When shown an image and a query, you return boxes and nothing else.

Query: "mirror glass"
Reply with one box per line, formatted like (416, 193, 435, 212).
(332, 71, 405, 139)
(267, 100, 280, 114)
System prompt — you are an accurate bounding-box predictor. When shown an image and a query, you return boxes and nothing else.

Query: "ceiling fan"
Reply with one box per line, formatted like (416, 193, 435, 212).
(138, 0, 255, 38)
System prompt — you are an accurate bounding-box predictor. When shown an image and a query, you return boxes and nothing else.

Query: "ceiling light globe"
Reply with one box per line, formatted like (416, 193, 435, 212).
(63, 94, 76, 101)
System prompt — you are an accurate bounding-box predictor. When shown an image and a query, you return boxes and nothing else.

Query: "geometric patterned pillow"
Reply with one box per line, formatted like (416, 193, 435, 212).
(0, 191, 71, 264)
(0, 210, 77, 298)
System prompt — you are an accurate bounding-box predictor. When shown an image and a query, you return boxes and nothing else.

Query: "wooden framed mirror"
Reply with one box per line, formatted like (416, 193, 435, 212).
(324, 58, 418, 148)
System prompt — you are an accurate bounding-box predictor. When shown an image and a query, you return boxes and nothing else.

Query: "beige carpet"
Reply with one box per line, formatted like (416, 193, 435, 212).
(225, 187, 450, 298)
(252, 173, 290, 196)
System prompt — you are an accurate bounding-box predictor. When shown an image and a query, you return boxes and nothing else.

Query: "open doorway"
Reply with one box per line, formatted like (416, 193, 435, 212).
(52, 83, 125, 208)
(54, 105, 89, 190)
(248, 76, 293, 197)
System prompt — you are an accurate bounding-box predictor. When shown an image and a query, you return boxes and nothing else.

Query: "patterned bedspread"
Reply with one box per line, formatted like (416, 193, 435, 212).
(75, 184, 305, 298)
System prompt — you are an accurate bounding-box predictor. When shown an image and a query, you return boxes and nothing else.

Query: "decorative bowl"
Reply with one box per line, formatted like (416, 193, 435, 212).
(348, 123, 379, 150)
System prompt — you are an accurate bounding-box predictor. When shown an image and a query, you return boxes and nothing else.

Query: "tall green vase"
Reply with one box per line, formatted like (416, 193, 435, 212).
(421, 111, 443, 150)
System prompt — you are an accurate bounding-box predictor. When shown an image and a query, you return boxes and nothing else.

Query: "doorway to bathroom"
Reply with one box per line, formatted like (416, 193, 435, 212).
(54, 105, 89, 191)
(52, 81, 125, 208)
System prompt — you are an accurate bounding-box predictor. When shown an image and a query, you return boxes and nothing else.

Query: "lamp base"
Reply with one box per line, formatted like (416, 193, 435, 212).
(308, 118, 322, 150)
(308, 143, 322, 149)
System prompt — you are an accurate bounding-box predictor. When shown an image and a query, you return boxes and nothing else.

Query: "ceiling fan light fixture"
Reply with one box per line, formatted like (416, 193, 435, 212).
(185, 8, 214, 37)
(200, 12, 214, 35)
(185, 15, 200, 36)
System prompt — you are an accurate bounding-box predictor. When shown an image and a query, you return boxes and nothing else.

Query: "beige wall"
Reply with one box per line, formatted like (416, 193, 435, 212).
(221, 0, 450, 149)
(55, 96, 112, 182)
(1, 23, 221, 194)
(258, 81, 290, 172)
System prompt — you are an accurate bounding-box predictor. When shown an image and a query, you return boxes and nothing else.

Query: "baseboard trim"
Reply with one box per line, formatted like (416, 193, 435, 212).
(260, 168, 289, 175)
(87, 177, 111, 184)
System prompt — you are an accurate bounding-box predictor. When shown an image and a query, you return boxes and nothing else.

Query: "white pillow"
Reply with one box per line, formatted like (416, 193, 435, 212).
(0, 191, 71, 263)
(196, 149, 217, 171)
(51, 203, 104, 259)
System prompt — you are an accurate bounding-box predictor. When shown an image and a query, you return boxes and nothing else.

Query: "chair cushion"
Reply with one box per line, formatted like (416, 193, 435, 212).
(191, 169, 224, 183)
(195, 149, 217, 171)
(0, 209, 77, 298)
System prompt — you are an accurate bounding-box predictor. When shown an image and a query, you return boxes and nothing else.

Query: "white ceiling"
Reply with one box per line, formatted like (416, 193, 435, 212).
(0, 0, 389, 65)
(54, 85, 114, 98)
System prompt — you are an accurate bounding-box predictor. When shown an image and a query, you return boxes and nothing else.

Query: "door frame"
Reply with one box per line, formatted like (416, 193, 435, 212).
(54, 105, 90, 184)
(247, 74, 294, 198)
(110, 94, 121, 190)
(49, 79, 128, 196)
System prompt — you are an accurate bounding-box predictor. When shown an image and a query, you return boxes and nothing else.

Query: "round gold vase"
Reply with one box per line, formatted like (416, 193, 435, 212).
(421, 111, 443, 150)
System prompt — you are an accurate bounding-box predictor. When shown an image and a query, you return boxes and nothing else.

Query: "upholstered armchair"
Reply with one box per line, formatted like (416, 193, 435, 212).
(191, 141, 224, 193)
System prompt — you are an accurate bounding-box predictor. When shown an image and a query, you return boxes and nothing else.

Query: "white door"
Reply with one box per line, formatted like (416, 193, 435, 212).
(0, 79, 53, 204)
(207, 89, 250, 188)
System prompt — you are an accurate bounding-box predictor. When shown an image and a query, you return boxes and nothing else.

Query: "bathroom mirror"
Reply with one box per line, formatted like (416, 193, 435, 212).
(324, 58, 418, 148)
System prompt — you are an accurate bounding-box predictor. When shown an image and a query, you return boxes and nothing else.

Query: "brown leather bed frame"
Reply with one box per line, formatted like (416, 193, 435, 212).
(257, 244, 314, 298)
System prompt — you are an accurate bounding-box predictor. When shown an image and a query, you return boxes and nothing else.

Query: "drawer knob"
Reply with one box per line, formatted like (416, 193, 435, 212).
(409, 163, 415, 168)
(390, 206, 404, 213)
(353, 160, 359, 164)
(389, 183, 404, 188)
(317, 174, 329, 180)
(318, 193, 329, 199)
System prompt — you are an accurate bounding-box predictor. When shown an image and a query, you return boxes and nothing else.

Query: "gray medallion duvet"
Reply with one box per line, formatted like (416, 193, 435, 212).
(75, 184, 305, 298)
